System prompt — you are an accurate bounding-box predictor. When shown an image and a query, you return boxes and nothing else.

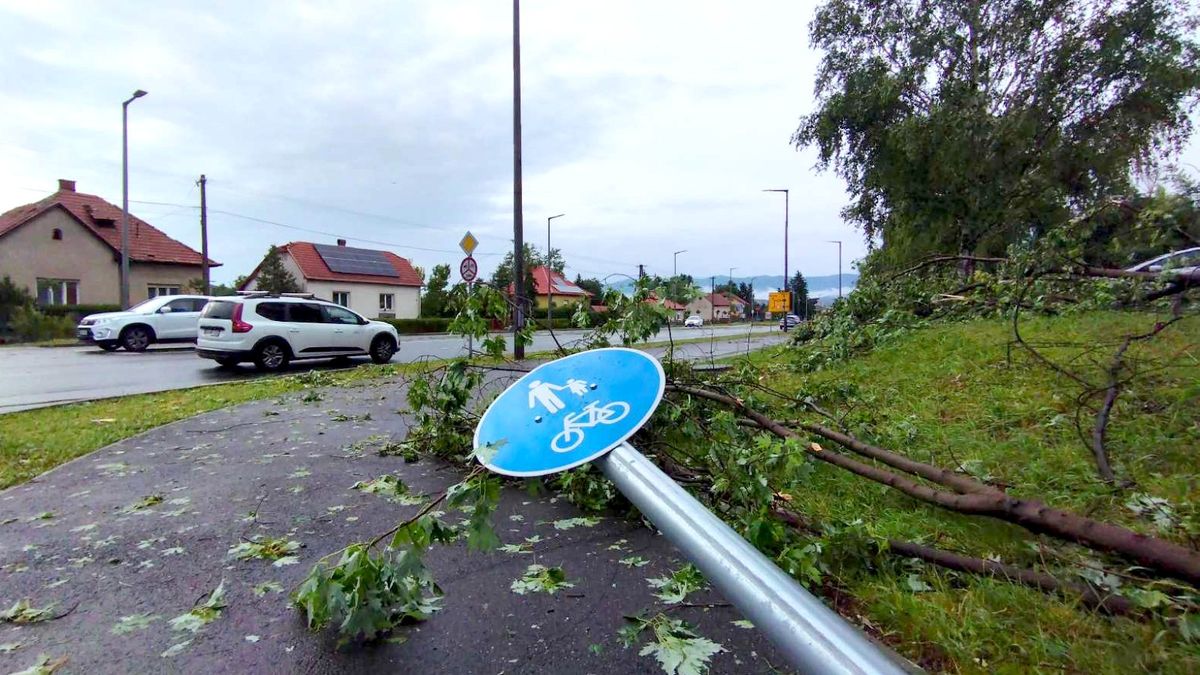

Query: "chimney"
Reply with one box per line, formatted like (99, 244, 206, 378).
(337, 239, 347, 247)
(58, 179, 76, 192)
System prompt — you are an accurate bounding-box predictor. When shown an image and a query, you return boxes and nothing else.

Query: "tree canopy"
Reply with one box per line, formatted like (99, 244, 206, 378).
(254, 245, 300, 294)
(421, 264, 453, 317)
(795, 0, 1200, 268)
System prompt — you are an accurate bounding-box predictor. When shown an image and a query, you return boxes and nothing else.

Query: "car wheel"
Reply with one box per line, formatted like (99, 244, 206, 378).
(120, 326, 152, 352)
(253, 341, 290, 372)
(369, 335, 397, 364)
(96, 341, 120, 352)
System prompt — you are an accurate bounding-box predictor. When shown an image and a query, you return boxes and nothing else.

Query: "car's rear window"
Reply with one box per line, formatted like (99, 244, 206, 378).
(201, 301, 237, 319)
(255, 302, 286, 321)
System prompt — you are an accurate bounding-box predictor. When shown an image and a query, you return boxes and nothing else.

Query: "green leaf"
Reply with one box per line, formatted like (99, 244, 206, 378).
(646, 565, 707, 604)
(0, 600, 56, 624)
(169, 580, 227, 633)
(8, 653, 67, 675)
(227, 536, 302, 562)
(622, 614, 725, 675)
(551, 517, 600, 530)
(111, 612, 160, 635)
(252, 581, 285, 597)
(511, 564, 575, 595)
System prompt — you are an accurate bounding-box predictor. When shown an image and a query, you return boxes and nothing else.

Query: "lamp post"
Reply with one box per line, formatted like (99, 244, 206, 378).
(827, 240, 843, 300)
(673, 249, 687, 277)
(762, 189, 790, 319)
(546, 213, 565, 324)
(728, 266, 740, 320)
(121, 89, 148, 309)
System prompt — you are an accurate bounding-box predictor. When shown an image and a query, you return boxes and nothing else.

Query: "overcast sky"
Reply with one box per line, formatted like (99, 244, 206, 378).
(3, 1, 1199, 289)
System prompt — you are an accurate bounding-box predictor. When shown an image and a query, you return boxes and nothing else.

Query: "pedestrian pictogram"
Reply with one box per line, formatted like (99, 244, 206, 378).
(459, 231, 479, 256)
(473, 348, 665, 476)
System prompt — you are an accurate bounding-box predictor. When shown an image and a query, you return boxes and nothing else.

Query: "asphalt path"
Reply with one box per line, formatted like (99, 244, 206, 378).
(0, 365, 791, 673)
(0, 325, 785, 413)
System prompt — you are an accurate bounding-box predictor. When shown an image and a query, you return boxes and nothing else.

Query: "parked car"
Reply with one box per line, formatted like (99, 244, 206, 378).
(1126, 247, 1200, 275)
(684, 315, 704, 328)
(195, 293, 400, 372)
(77, 295, 213, 352)
(778, 314, 801, 330)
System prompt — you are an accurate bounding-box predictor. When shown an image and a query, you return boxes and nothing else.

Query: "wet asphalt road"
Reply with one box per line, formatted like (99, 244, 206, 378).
(0, 325, 783, 414)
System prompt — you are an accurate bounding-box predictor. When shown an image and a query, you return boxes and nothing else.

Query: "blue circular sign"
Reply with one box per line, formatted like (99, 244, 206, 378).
(473, 348, 666, 477)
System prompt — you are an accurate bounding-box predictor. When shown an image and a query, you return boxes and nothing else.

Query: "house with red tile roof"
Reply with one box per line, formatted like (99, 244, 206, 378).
(685, 292, 732, 322)
(644, 293, 688, 323)
(239, 240, 422, 319)
(0, 179, 218, 306)
(508, 266, 592, 310)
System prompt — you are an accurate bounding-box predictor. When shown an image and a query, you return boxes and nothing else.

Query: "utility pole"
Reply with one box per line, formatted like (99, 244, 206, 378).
(710, 275, 715, 323)
(546, 213, 564, 325)
(512, 0, 525, 359)
(198, 175, 209, 295)
(673, 249, 686, 277)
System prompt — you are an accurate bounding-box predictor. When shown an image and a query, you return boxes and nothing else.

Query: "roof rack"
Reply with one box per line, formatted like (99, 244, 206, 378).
(236, 290, 270, 297)
(280, 292, 317, 299)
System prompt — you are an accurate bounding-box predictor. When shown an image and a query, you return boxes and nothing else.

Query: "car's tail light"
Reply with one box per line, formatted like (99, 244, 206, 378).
(231, 304, 253, 333)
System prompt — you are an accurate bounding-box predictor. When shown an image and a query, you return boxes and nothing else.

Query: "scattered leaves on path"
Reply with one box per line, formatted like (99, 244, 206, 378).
(647, 565, 707, 604)
(620, 556, 650, 568)
(0, 600, 56, 624)
(111, 613, 160, 635)
(511, 564, 574, 595)
(351, 475, 426, 506)
(168, 580, 227, 633)
(252, 581, 285, 597)
(620, 614, 725, 675)
(9, 653, 68, 675)
(550, 517, 600, 530)
(227, 536, 301, 562)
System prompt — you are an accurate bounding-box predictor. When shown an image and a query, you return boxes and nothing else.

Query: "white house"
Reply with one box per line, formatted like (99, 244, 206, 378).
(240, 240, 421, 319)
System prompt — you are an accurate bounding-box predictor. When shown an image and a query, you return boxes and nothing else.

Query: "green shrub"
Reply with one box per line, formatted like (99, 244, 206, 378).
(39, 304, 121, 322)
(0, 275, 32, 332)
(378, 318, 453, 334)
(9, 307, 76, 342)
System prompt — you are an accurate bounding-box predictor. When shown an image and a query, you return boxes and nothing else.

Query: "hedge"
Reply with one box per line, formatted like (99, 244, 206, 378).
(39, 304, 122, 320)
(377, 318, 453, 334)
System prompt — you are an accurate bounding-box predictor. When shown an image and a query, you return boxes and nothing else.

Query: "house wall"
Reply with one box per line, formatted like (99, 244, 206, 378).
(0, 209, 121, 304)
(534, 294, 589, 310)
(684, 298, 729, 321)
(128, 263, 205, 304)
(305, 280, 419, 319)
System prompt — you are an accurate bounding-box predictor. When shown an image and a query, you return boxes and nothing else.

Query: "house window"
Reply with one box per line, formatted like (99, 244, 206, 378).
(52, 228, 63, 240)
(36, 278, 79, 305)
(332, 291, 350, 306)
(148, 285, 181, 299)
(379, 293, 394, 311)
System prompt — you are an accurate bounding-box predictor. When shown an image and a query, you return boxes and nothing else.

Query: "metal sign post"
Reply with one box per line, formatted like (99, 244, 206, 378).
(460, 233, 479, 357)
(474, 349, 905, 674)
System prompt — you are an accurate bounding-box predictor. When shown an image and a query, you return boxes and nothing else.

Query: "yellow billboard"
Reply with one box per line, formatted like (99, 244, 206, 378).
(768, 291, 791, 314)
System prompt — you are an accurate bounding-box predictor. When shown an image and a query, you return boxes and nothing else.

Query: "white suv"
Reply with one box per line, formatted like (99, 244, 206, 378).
(78, 295, 212, 352)
(196, 293, 400, 372)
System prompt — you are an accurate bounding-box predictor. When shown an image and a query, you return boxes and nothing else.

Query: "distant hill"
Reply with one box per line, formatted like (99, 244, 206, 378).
(602, 273, 858, 300)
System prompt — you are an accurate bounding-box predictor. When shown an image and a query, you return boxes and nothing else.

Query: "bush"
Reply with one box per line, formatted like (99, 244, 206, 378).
(39, 304, 121, 322)
(378, 318, 453, 334)
(9, 307, 76, 342)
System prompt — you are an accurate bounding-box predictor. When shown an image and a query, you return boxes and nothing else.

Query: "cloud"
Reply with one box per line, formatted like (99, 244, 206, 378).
(2, 0, 1198, 289)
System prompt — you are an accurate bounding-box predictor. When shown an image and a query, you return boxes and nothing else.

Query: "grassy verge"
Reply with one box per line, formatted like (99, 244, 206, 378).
(0, 363, 423, 490)
(744, 310, 1200, 672)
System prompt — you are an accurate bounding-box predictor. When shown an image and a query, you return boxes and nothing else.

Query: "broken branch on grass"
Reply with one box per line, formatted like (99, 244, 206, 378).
(671, 383, 1200, 588)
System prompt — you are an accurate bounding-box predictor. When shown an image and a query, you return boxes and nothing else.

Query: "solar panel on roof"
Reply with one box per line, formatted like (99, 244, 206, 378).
(552, 282, 583, 294)
(313, 243, 399, 277)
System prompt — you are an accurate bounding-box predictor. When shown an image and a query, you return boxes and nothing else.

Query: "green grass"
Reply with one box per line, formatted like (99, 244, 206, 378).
(746, 310, 1200, 673)
(0, 363, 423, 489)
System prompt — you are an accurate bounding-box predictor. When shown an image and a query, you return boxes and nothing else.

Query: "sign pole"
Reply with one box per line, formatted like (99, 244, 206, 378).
(598, 443, 904, 675)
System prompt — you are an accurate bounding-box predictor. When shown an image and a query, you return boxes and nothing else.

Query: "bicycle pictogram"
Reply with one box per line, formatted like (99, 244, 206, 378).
(551, 400, 631, 453)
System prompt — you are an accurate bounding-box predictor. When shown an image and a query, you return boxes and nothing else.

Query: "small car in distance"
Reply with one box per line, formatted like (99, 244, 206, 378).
(77, 294, 212, 351)
(778, 314, 801, 330)
(683, 315, 704, 328)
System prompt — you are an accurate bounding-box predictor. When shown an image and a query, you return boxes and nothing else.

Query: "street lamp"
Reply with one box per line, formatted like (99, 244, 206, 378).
(826, 240, 843, 300)
(763, 189, 790, 323)
(121, 89, 148, 309)
(673, 249, 687, 277)
(546, 213, 565, 324)
(728, 266, 740, 320)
